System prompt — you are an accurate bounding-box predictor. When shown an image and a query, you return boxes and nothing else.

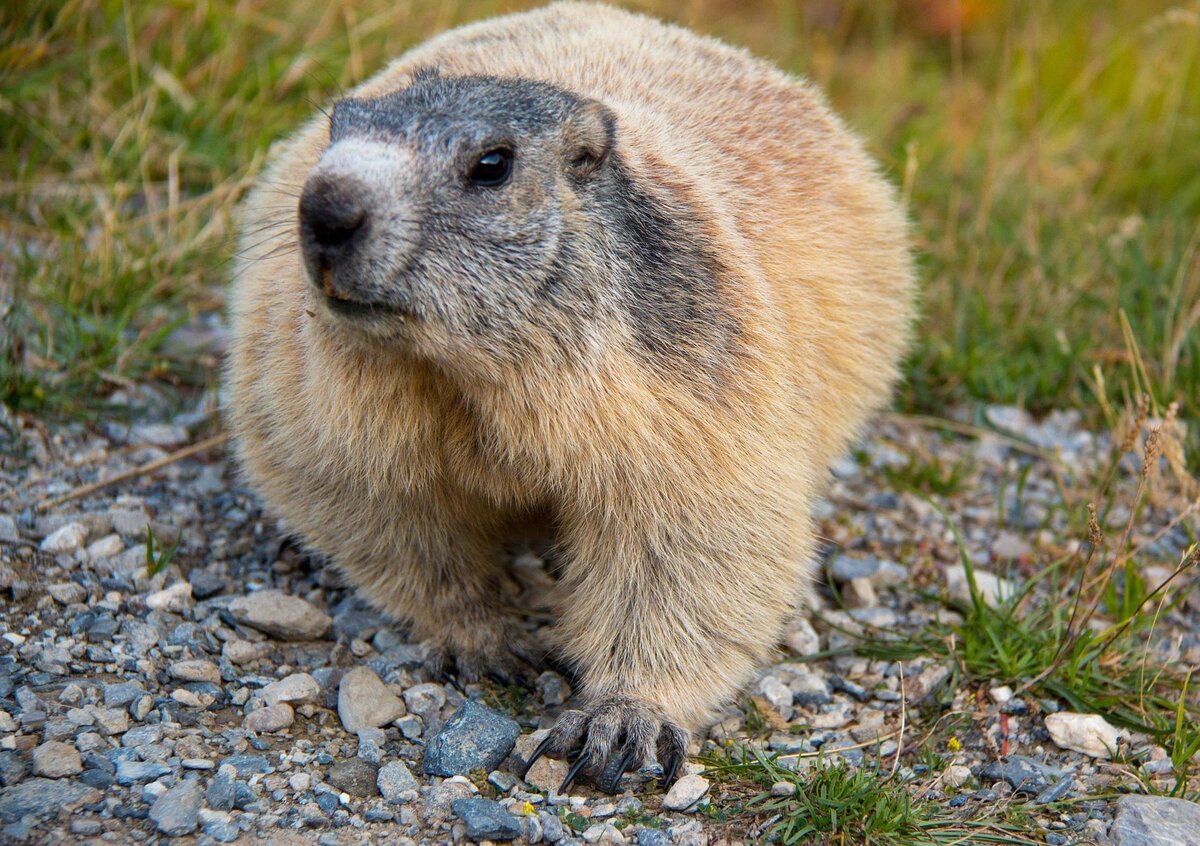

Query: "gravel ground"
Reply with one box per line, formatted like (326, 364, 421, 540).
(0, 393, 1197, 845)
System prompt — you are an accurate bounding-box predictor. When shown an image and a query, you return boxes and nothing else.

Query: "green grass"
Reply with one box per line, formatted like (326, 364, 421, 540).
(701, 747, 1039, 845)
(3, 0, 1199, 439)
(849, 470, 1200, 798)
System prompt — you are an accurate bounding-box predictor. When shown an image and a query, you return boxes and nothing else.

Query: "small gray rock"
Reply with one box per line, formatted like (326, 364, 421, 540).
(327, 758, 379, 798)
(243, 702, 294, 733)
(228, 590, 331, 641)
(206, 763, 238, 811)
(47, 581, 86, 605)
(830, 555, 906, 586)
(0, 515, 18, 543)
(1111, 794, 1200, 846)
(261, 672, 320, 707)
(116, 759, 172, 784)
(40, 522, 87, 553)
(790, 668, 833, 708)
(31, 741, 82, 778)
(978, 755, 1062, 794)
(0, 751, 27, 787)
(451, 797, 522, 841)
(662, 774, 710, 812)
(377, 760, 419, 803)
(402, 682, 447, 718)
(198, 809, 239, 843)
(149, 777, 202, 836)
(422, 700, 520, 777)
(356, 727, 386, 765)
(637, 829, 670, 846)
(170, 659, 220, 683)
(103, 681, 145, 705)
(0, 778, 101, 822)
(337, 666, 405, 732)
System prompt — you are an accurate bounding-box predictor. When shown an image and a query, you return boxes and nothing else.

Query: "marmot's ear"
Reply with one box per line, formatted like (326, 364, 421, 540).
(564, 99, 616, 177)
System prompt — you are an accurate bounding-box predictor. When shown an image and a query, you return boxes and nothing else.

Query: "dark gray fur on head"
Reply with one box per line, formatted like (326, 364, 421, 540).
(311, 71, 739, 382)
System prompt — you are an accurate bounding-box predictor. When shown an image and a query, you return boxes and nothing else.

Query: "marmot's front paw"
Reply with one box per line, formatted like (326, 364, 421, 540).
(521, 695, 689, 792)
(423, 619, 545, 687)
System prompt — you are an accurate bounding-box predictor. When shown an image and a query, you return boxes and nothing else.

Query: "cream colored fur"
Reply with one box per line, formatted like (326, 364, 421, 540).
(226, 1, 914, 768)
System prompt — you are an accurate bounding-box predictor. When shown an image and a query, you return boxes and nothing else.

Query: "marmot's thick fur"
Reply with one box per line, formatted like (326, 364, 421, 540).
(226, 2, 914, 787)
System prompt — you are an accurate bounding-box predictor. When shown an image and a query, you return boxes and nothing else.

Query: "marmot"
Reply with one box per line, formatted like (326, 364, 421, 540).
(226, 2, 914, 789)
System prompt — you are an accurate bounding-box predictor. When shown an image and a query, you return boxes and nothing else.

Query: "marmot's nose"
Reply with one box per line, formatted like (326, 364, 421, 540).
(298, 176, 368, 271)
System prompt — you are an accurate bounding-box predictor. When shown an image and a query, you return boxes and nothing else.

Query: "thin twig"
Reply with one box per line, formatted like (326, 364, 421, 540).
(35, 432, 230, 512)
(891, 660, 907, 778)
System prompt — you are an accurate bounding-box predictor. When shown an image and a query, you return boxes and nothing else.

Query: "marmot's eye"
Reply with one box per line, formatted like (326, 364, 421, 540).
(469, 148, 512, 187)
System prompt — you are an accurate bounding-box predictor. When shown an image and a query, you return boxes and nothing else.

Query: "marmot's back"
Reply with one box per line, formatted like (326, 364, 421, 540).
(358, 1, 913, 464)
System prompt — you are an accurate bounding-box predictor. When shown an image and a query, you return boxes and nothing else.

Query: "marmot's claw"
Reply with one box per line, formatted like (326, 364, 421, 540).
(595, 746, 637, 793)
(559, 752, 592, 793)
(521, 696, 689, 793)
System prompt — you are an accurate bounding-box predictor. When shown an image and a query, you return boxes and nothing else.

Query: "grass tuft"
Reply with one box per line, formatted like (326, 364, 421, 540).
(701, 747, 1039, 845)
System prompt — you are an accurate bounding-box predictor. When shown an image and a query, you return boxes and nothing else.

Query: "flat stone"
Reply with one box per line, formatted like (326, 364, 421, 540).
(147, 582, 193, 612)
(842, 577, 878, 608)
(1045, 712, 1122, 759)
(131, 423, 188, 448)
(149, 777, 202, 836)
(219, 754, 271, 776)
(116, 759, 172, 784)
(261, 672, 320, 707)
(402, 682, 447, 718)
(47, 581, 86, 605)
(122, 724, 163, 747)
(513, 732, 569, 793)
(40, 523, 88, 553)
(662, 774, 709, 811)
(377, 760, 419, 803)
(222, 639, 258, 665)
(943, 765, 972, 788)
(0, 777, 101, 822)
(637, 830, 670, 846)
(0, 515, 18, 543)
(906, 664, 951, 704)
(31, 740, 82, 778)
(830, 555, 906, 587)
(789, 667, 833, 708)
(327, 757, 378, 798)
(357, 727, 386, 764)
(451, 797, 522, 841)
(0, 751, 27, 787)
(206, 763, 237, 811)
(757, 675, 793, 717)
(86, 533, 124, 559)
(979, 755, 1062, 794)
(189, 570, 226, 599)
(243, 702, 294, 733)
(93, 707, 129, 736)
(198, 808, 239, 843)
(338, 666, 406, 732)
(1111, 795, 1200, 846)
(422, 700, 520, 777)
(945, 565, 1016, 607)
(783, 617, 820, 656)
(228, 590, 331, 641)
(170, 658, 220, 683)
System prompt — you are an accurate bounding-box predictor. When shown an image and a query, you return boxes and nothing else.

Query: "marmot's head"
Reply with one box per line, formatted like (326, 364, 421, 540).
(298, 70, 734, 379)
(298, 70, 621, 365)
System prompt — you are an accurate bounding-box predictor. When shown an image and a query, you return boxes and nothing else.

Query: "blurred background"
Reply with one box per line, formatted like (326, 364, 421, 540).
(2, 0, 1198, 458)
